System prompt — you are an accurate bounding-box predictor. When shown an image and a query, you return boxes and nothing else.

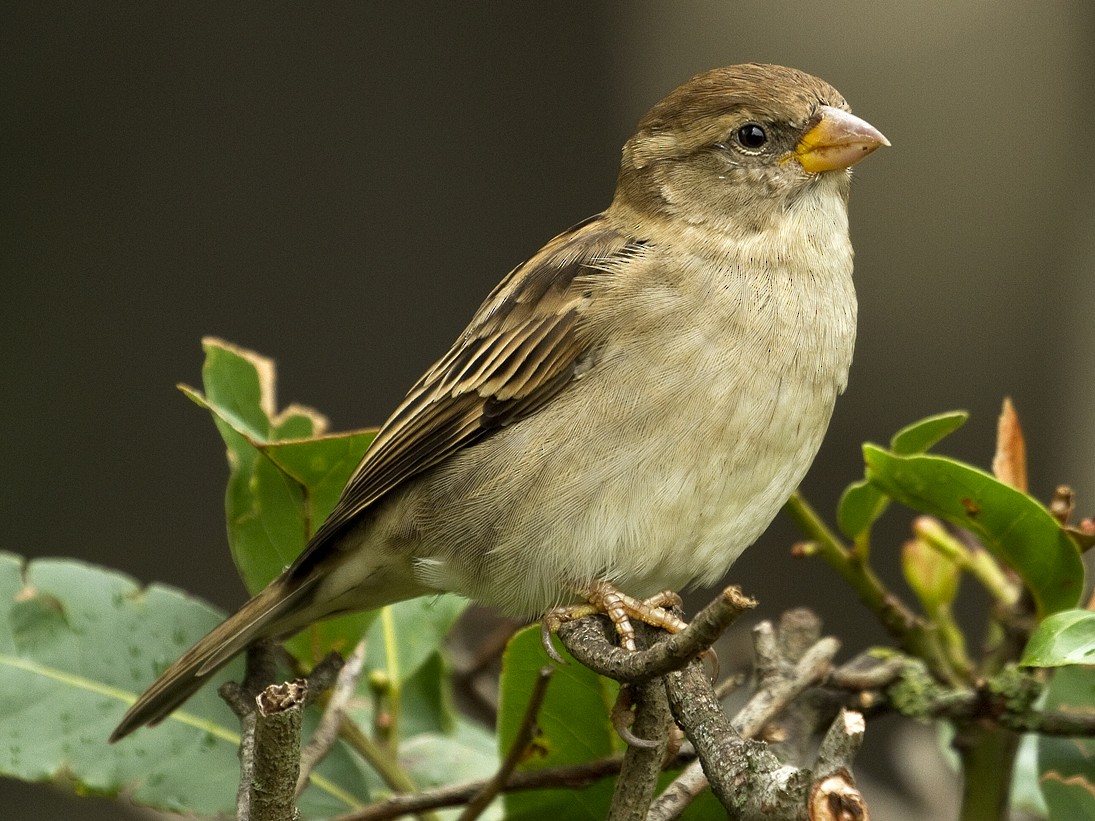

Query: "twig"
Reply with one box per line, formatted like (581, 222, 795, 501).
(297, 642, 366, 796)
(608, 678, 672, 821)
(221, 640, 282, 717)
(808, 710, 868, 821)
(827, 652, 905, 691)
(648, 626, 841, 820)
(1001, 709, 1095, 736)
(556, 586, 756, 683)
(664, 655, 807, 818)
(301, 651, 347, 707)
(753, 611, 825, 767)
(553, 586, 754, 817)
(235, 711, 259, 819)
(333, 755, 691, 821)
(250, 680, 307, 821)
(737, 636, 841, 743)
(913, 517, 1019, 606)
(714, 672, 747, 700)
(221, 640, 282, 820)
(829, 654, 1095, 737)
(666, 656, 869, 820)
(338, 721, 424, 798)
(784, 492, 965, 687)
(813, 709, 866, 778)
(457, 666, 554, 821)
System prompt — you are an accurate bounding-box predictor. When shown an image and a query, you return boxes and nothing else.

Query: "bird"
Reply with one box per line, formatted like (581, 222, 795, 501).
(111, 63, 887, 741)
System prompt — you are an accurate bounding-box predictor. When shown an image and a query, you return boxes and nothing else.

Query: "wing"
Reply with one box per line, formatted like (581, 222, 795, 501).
(288, 214, 640, 580)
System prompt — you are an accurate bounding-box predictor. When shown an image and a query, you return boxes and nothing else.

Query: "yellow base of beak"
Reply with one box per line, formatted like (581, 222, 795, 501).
(795, 106, 889, 173)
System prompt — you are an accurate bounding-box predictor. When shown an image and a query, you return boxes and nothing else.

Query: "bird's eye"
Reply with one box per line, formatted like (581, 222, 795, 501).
(735, 124, 768, 150)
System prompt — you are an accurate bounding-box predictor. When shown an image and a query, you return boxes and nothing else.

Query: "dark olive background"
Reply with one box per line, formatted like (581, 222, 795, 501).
(3, 3, 1093, 818)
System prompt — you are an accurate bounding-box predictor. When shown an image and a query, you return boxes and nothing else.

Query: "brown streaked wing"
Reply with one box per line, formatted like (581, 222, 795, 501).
(287, 215, 637, 579)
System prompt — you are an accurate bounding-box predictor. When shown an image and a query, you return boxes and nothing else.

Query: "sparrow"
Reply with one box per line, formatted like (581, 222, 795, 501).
(111, 63, 887, 741)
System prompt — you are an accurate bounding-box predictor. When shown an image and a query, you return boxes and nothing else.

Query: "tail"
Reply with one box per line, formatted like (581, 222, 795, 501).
(109, 576, 317, 742)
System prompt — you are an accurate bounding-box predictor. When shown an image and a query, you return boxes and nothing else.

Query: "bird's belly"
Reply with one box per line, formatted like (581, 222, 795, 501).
(404, 323, 847, 616)
(567, 349, 840, 597)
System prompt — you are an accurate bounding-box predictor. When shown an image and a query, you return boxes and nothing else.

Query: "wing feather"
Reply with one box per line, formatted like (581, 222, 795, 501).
(288, 215, 638, 580)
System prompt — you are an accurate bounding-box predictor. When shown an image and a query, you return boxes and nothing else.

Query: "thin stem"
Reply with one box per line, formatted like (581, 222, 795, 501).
(380, 606, 401, 754)
(784, 492, 965, 686)
(934, 604, 974, 678)
(458, 667, 554, 821)
(954, 723, 1020, 821)
(338, 722, 421, 798)
(334, 756, 672, 821)
(297, 642, 367, 796)
(913, 517, 1019, 606)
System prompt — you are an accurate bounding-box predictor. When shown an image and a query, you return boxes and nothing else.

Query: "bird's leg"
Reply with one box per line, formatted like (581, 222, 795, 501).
(541, 580, 688, 660)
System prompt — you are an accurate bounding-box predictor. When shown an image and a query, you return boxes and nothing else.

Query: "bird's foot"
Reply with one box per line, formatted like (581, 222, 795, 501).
(540, 581, 686, 662)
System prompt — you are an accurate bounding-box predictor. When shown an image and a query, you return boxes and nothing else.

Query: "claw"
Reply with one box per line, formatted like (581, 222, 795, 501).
(539, 618, 568, 664)
(615, 714, 661, 749)
(541, 580, 689, 656)
(611, 685, 661, 749)
(701, 647, 720, 682)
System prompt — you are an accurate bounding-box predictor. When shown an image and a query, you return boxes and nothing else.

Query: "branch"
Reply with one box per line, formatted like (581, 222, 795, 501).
(809, 710, 868, 821)
(1001, 708, 1095, 736)
(784, 491, 965, 686)
(665, 655, 807, 817)
(457, 666, 554, 821)
(221, 639, 282, 718)
(556, 586, 755, 815)
(249, 681, 306, 821)
(220, 643, 345, 820)
(665, 657, 868, 820)
(750, 611, 834, 767)
(557, 589, 868, 819)
(333, 755, 690, 821)
(297, 642, 366, 796)
(556, 586, 756, 683)
(220, 640, 282, 820)
(608, 678, 672, 821)
(649, 617, 843, 820)
(825, 653, 1095, 738)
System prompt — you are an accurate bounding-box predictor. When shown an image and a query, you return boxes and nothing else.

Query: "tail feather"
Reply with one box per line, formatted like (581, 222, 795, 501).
(109, 577, 316, 742)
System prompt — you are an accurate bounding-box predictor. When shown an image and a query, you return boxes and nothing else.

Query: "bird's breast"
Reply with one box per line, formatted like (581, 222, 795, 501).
(571, 229, 856, 590)
(401, 202, 858, 615)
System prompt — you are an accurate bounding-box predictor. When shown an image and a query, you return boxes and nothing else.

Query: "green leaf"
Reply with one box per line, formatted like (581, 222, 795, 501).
(347, 597, 468, 742)
(1010, 733, 1050, 819)
(401, 719, 501, 815)
(890, 410, 969, 455)
(364, 596, 468, 692)
(263, 432, 377, 535)
(184, 338, 378, 667)
(180, 339, 376, 592)
(0, 552, 369, 818)
(499, 626, 619, 819)
(901, 535, 961, 614)
(1065, 525, 1095, 552)
(836, 480, 887, 539)
(1021, 610, 1095, 667)
(836, 411, 968, 539)
(1038, 665, 1095, 819)
(864, 448, 1084, 616)
(390, 651, 456, 739)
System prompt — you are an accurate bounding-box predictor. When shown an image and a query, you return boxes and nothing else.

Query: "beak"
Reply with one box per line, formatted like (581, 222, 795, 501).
(794, 105, 890, 173)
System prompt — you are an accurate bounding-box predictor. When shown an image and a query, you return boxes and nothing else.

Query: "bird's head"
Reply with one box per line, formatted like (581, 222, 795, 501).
(614, 63, 888, 233)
